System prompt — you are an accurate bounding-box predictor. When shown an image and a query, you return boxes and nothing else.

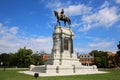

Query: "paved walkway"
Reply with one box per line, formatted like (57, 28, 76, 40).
(19, 71, 108, 77)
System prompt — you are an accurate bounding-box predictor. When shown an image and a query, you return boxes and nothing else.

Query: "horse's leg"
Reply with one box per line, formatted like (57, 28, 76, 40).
(64, 21, 66, 27)
(59, 21, 61, 26)
(68, 22, 71, 28)
(57, 20, 60, 26)
(68, 19, 71, 28)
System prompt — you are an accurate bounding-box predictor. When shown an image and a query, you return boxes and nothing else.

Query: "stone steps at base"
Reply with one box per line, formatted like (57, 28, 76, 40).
(31, 65, 98, 73)
(31, 66, 46, 73)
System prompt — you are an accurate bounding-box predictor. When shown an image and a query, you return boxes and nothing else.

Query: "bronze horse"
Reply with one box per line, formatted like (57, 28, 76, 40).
(54, 11, 71, 28)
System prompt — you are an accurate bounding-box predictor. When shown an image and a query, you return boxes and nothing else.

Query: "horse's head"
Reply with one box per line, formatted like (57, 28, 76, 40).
(54, 11, 58, 16)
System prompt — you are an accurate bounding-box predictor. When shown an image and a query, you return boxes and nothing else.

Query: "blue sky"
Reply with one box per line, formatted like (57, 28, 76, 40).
(0, 0, 120, 54)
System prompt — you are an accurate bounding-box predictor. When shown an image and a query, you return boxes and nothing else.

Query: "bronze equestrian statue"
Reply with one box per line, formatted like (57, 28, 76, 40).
(54, 9, 71, 28)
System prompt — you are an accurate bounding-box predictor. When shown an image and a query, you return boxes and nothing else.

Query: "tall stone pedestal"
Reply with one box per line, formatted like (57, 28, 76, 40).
(31, 26, 98, 74)
(46, 26, 80, 66)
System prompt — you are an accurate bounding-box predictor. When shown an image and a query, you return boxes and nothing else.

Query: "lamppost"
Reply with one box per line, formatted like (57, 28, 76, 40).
(1, 62, 3, 68)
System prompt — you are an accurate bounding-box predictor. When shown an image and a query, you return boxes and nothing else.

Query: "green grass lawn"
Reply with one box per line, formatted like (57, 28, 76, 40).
(0, 68, 120, 80)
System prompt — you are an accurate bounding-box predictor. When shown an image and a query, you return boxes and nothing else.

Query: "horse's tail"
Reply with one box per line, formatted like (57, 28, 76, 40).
(69, 19, 71, 25)
(69, 18, 72, 28)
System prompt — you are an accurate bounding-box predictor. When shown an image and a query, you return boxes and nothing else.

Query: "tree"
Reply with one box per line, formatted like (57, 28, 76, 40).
(90, 50, 108, 68)
(32, 54, 41, 65)
(95, 57, 102, 67)
(0, 53, 10, 67)
(8, 53, 16, 67)
(15, 47, 34, 67)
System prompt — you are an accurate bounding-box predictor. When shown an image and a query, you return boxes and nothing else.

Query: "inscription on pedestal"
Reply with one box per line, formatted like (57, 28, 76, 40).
(64, 38, 68, 50)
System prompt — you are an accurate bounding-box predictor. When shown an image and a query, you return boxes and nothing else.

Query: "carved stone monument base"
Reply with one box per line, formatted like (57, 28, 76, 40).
(30, 26, 100, 75)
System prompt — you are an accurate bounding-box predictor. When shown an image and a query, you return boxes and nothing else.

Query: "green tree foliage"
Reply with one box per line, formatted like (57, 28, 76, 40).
(90, 50, 108, 68)
(8, 53, 16, 67)
(28, 53, 45, 65)
(32, 54, 41, 65)
(0, 47, 47, 68)
(0, 53, 10, 67)
(15, 47, 34, 68)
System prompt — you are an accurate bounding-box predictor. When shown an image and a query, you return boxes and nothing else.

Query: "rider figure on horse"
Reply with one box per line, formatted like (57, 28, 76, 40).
(54, 9, 71, 28)
(60, 9, 65, 19)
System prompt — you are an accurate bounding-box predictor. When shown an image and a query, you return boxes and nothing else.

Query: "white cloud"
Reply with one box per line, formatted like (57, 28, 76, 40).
(44, 0, 120, 31)
(0, 23, 18, 35)
(80, 1, 119, 32)
(79, 24, 91, 32)
(0, 35, 53, 53)
(75, 40, 114, 53)
(45, 0, 92, 28)
(64, 4, 92, 16)
(88, 41, 114, 48)
(0, 23, 53, 53)
(116, 0, 120, 4)
(75, 48, 91, 53)
(46, 0, 62, 9)
(95, 7, 118, 27)
(45, 0, 92, 17)
(72, 21, 81, 28)
(74, 36, 115, 53)
(29, 37, 52, 52)
(45, 0, 71, 10)
(9, 27, 18, 35)
(31, 36, 51, 43)
(0, 23, 7, 34)
(100, 1, 109, 9)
